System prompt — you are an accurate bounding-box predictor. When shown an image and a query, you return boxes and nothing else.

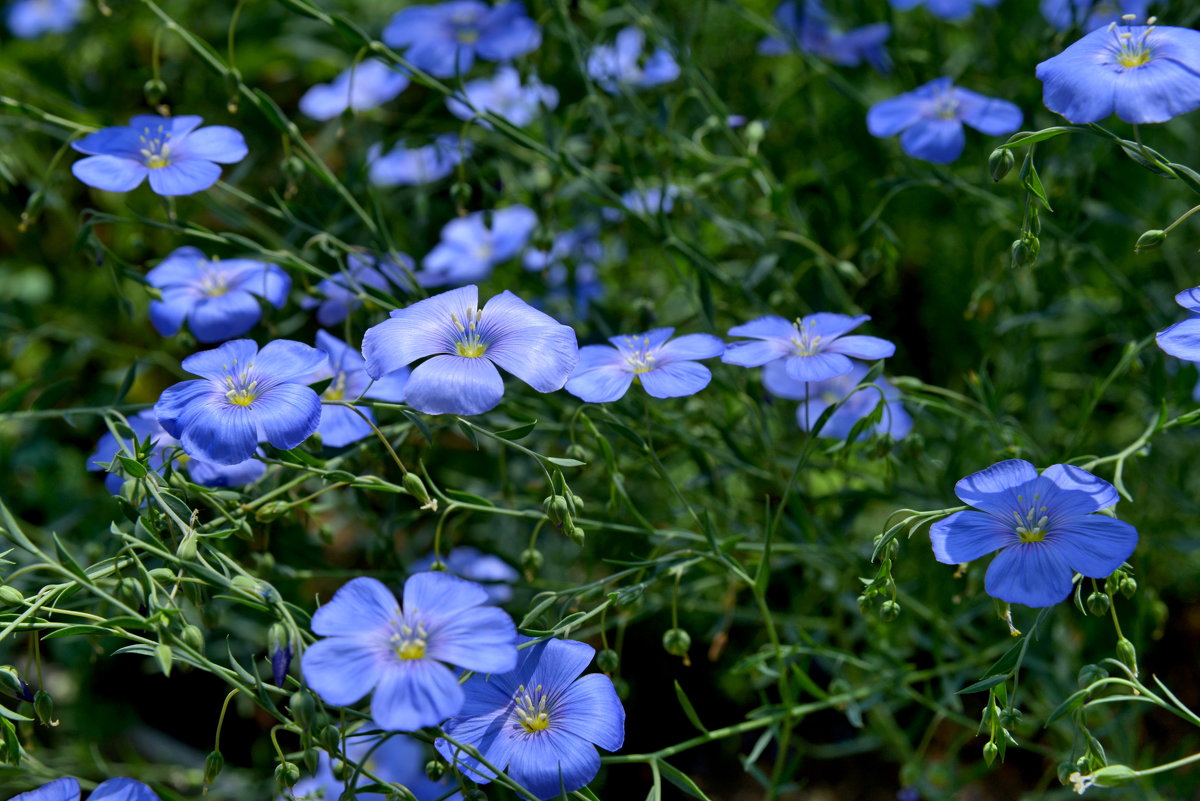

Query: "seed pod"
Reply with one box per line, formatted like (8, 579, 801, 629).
(403, 473, 433, 507)
(425, 759, 447, 781)
(181, 624, 205, 652)
(1077, 663, 1108, 688)
(1116, 638, 1138, 676)
(143, 78, 167, 106)
(983, 741, 999, 766)
(520, 547, 543, 578)
(662, 628, 691, 657)
(1134, 229, 1166, 253)
(879, 600, 901, 622)
(1090, 764, 1137, 787)
(34, 690, 56, 726)
(595, 649, 620, 674)
(1119, 577, 1137, 599)
(1086, 591, 1110, 616)
(989, 148, 1015, 182)
(275, 761, 301, 788)
(204, 750, 224, 788)
(290, 690, 315, 728)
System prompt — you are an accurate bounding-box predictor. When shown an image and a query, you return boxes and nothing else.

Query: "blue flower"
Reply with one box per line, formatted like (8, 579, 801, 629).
(369, 135, 472, 188)
(6, 0, 83, 38)
(363, 285, 579, 415)
(867, 77, 1022, 163)
(382, 1, 541, 79)
(13, 778, 160, 801)
(603, 185, 682, 223)
(301, 573, 518, 730)
(763, 361, 912, 440)
(154, 339, 327, 465)
(722, 312, 895, 382)
(523, 226, 608, 319)
(586, 27, 680, 93)
(566, 328, 725, 403)
(930, 460, 1138, 607)
(1155, 287, 1200, 361)
(292, 726, 460, 801)
(436, 636, 625, 800)
(1041, 0, 1149, 31)
(309, 330, 410, 448)
(146, 247, 290, 343)
(417, 206, 537, 287)
(299, 59, 410, 121)
(889, 0, 1000, 20)
(411, 546, 520, 604)
(301, 253, 414, 327)
(447, 65, 559, 128)
(1035, 21, 1200, 124)
(71, 115, 248, 196)
(758, 0, 891, 72)
(523, 225, 606, 274)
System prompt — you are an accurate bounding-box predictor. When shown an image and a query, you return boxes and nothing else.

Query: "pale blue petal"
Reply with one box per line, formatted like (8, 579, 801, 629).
(866, 95, 923, 137)
(404, 354, 505, 415)
(783, 352, 853, 381)
(656, 333, 725, 362)
(640, 48, 680, 86)
(726, 315, 794, 341)
(525, 638, 595, 691)
(186, 456, 265, 487)
(372, 659, 465, 730)
(955, 88, 1023, 135)
(145, 246, 208, 286)
(147, 160, 222, 196)
(953, 459, 1038, 517)
(1156, 319, 1200, 361)
(553, 673, 625, 751)
(825, 334, 895, 360)
(404, 571, 489, 619)
(762, 358, 807, 400)
(804, 312, 868, 339)
(610, 328, 675, 351)
(149, 296, 190, 337)
(89, 778, 160, 801)
(188, 291, 262, 342)
(437, 708, 518, 783)
(225, 260, 290, 307)
(181, 339, 259, 381)
(253, 384, 322, 450)
(154, 380, 212, 439)
(479, 291, 579, 392)
(301, 635, 386, 706)
(425, 606, 517, 673)
(566, 364, 633, 403)
(363, 285, 477, 378)
(1035, 29, 1119, 124)
(477, 2, 541, 60)
(11, 778, 80, 801)
(1113, 54, 1200, 124)
(179, 398, 258, 465)
(929, 510, 1018, 564)
(312, 577, 400, 636)
(363, 368, 410, 402)
(639, 361, 712, 398)
(71, 126, 142, 157)
(1048, 516, 1138, 578)
(318, 405, 374, 447)
(506, 728, 601, 799)
(1176, 287, 1200, 314)
(899, 118, 966, 163)
(490, 206, 538, 262)
(176, 126, 248, 164)
(72, 155, 148, 192)
(721, 340, 789, 367)
(254, 340, 329, 383)
(984, 543, 1075, 607)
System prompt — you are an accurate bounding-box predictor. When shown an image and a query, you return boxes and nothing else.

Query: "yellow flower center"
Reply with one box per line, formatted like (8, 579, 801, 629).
(514, 684, 551, 733)
(323, 372, 348, 401)
(138, 124, 173, 169)
(390, 619, 428, 661)
(1012, 494, 1050, 543)
(452, 307, 488, 358)
(222, 359, 259, 406)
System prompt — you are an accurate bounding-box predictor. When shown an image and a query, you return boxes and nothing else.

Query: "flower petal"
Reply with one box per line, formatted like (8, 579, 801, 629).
(929, 510, 1018, 564)
(479, 291, 580, 392)
(1035, 29, 1119, 124)
(11, 778, 81, 801)
(1157, 318, 1200, 360)
(1038, 464, 1120, 518)
(437, 708, 518, 783)
(178, 398, 259, 465)
(825, 335, 895, 360)
(525, 638, 595, 691)
(404, 571, 489, 619)
(656, 333, 725, 362)
(181, 339, 259, 381)
(188, 291, 263, 342)
(552, 673, 625, 751)
(867, 95, 923, 137)
(312, 577, 401, 637)
(565, 364, 633, 403)
(726, 315, 795, 341)
(363, 285, 478, 378)
(425, 605, 518, 673)
(405, 354, 505, 415)
(372, 659, 465, 730)
(984, 543, 1075, 607)
(953, 459, 1039, 517)
(147, 159, 223, 196)
(176, 125, 249, 164)
(301, 635, 386, 706)
(71, 155, 149, 192)
(899, 118, 966, 163)
(88, 779, 159, 801)
(252, 383, 322, 450)
(317, 405, 374, 448)
(506, 727, 601, 799)
(254, 339, 329, 384)
(154, 379, 213, 439)
(149, 296, 190, 337)
(1048, 516, 1138, 578)
(783, 352, 854, 382)
(955, 88, 1023, 135)
(638, 361, 713, 398)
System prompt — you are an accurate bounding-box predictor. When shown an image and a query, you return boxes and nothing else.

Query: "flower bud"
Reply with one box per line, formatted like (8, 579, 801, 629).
(595, 648, 620, 674)
(983, 741, 999, 766)
(989, 148, 1015, 182)
(567, 525, 586, 547)
(1120, 577, 1137, 599)
(1116, 638, 1138, 676)
(1077, 663, 1108, 688)
(281, 155, 306, 183)
(879, 600, 900, 622)
(0, 666, 33, 702)
(255, 501, 291, 523)
(320, 724, 341, 753)
(143, 78, 167, 106)
(275, 761, 301, 788)
(565, 443, 591, 462)
(1090, 764, 1137, 787)
(290, 690, 315, 728)
(543, 495, 569, 526)
(332, 758, 352, 781)
(34, 690, 56, 726)
(520, 547, 544, 578)
(1134, 229, 1166, 253)
(204, 750, 224, 788)
(856, 594, 871, 614)
(1086, 591, 1110, 616)
(177, 533, 198, 562)
(1010, 239, 1029, 269)
(425, 759, 446, 781)
(181, 624, 205, 652)
(148, 567, 175, 584)
(451, 181, 472, 210)
(662, 627, 691, 657)
(303, 748, 320, 775)
(0, 586, 24, 606)
(403, 473, 435, 510)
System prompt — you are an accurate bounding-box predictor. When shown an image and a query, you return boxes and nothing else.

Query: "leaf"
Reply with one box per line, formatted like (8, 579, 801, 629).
(658, 760, 713, 801)
(1045, 689, 1090, 725)
(117, 456, 147, 479)
(999, 127, 1086, 148)
(155, 643, 173, 677)
(113, 362, 138, 404)
(1022, 163, 1053, 211)
(43, 625, 117, 639)
(52, 534, 89, 582)
(544, 457, 586, 468)
(674, 681, 709, 734)
(956, 674, 1008, 695)
(494, 420, 537, 440)
(457, 420, 480, 449)
(444, 490, 494, 508)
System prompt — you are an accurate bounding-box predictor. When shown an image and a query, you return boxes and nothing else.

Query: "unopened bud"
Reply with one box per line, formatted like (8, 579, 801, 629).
(275, 761, 301, 788)
(1116, 638, 1138, 676)
(332, 758, 352, 781)
(181, 624, 204, 652)
(565, 444, 591, 462)
(983, 741, 999, 766)
(281, 155, 306, 183)
(567, 525, 586, 546)
(143, 78, 167, 106)
(1086, 591, 1110, 616)
(425, 759, 446, 781)
(255, 501, 290, 522)
(662, 627, 691, 657)
(1120, 577, 1137, 599)
(290, 690, 315, 728)
(177, 533, 198, 561)
(543, 495, 569, 525)
(989, 148, 1015, 182)
(879, 600, 900, 621)
(204, 750, 224, 788)
(403, 473, 434, 509)
(520, 547, 543, 578)
(595, 648, 620, 674)
(0, 586, 24, 606)
(34, 690, 56, 726)
(1135, 229, 1166, 253)
(0, 666, 32, 702)
(1089, 764, 1137, 787)
(1077, 663, 1108, 688)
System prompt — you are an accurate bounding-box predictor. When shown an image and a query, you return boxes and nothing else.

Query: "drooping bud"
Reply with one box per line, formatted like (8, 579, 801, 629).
(403, 473, 436, 510)
(181, 624, 205, 652)
(989, 148, 1015, 182)
(567, 525, 586, 547)
(204, 750, 224, 789)
(255, 501, 291, 523)
(34, 690, 56, 726)
(520, 547, 543, 579)
(274, 761, 301, 788)
(1119, 577, 1137, 599)
(1086, 591, 1110, 616)
(662, 628, 691, 658)
(0, 586, 24, 606)
(143, 78, 168, 106)
(1116, 638, 1138, 676)
(177, 533, 198, 561)
(268, 623, 292, 687)
(982, 741, 999, 766)
(425, 759, 447, 781)
(290, 690, 315, 728)
(879, 600, 900, 621)
(1134, 229, 1166, 253)
(595, 649, 620, 674)
(543, 495, 570, 526)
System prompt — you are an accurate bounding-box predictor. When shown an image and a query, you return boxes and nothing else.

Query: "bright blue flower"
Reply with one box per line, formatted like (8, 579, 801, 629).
(299, 59, 410, 121)
(13, 778, 160, 801)
(763, 361, 912, 440)
(71, 115, 247, 196)
(586, 27, 680, 93)
(411, 546, 520, 604)
(6, 0, 83, 38)
(758, 0, 891, 72)
(867, 77, 1022, 163)
(363, 285, 579, 415)
(447, 65, 559, 128)
(301, 573, 517, 730)
(417, 206, 537, 287)
(566, 328, 725, 403)
(292, 726, 460, 801)
(1036, 21, 1200, 124)
(930, 460, 1138, 607)
(436, 636, 625, 800)
(301, 253, 414, 327)
(382, 1, 541, 79)
(309, 330, 409, 448)
(146, 247, 290, 343)
(889, 0, 1000, 20)
(722, 312, 895, 382)
(154, 339, 327, 465)
(1040, 0, 1149, 31)
(368, 135, 472, 187)
(1155, 287, 1200, 361)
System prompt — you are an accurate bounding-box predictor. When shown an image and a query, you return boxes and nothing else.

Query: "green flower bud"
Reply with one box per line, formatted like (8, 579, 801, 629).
(148, 567, 175, 584)
(290, 690, 315, 728)
(303, 748, 320, 775)
(1134, 229, 1166, 253)
(275, 761, 301, 788)
(177, 533, 198, 562)
(543, 495, 570, 526)
(1010, 239, 1029, 269)
(320, 724, 341, 753)
(204, 750, 224, 788)
(879, 600, 900, 622)
(520, 547, 544, 577)
(1086, 591, 1110, 616)
(567, 525, 586, 547)
(662, 627, 691, 657)
(1077, 663, 1108, 689)
(34, 690, 56, 726)
(1116, 638, 1138, 676)
(425, 759, 446, 781)
(451, 181, 472, 209)
(281, 155, 306, 183)
(989, 148, 1015, 182)
(403, 473, 434, 509)
(1120, 576, 1137, 599)
(565, 443, 591, 462)
(332, 758, 352, 781)
(983, 741, 999, 766)
(0, 586, 24, 606)
(1090, 764, 1137, 787)
(143, 78, 167, 106)
(255, 501, 291, 523)
(595, 648, 620, 674)
(999, 708, 1022, 727)
(181, 624, 204, 652)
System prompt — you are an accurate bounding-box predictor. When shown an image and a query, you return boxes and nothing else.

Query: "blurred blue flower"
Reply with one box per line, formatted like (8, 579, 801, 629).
(362, 285, 579, 415)
(867, 77, 1022, 163)
(301, 573, 518, 730)
(524, 226, 608, 319)
(447, 65, 559, 128)
(764, 361, 912, 440)
(523, 225, 606, 274)
(368, 134, 472, 187)
(309, 330, 409, 448)
(723, 312, 895, 382)
(1040, 0, 1149, 31)
(13, 777, 160, 801)
(586, 27, 680, 93)
(292, 726, 459, 801)
(382, 1, 541, 78)
(6, 0, 83, 38)
(889, 0, 1000, 20)
(1036, 21, 1200, 124)
(155, 339, 327, 465)
(1155, 287, 1200, 361)
(146, 246, 290, 343)
(930, 460, 1138, 607)
(411, 546, 520, 604)
(299, 59, 410, 120)
(301, 253, 414, 327)
(71, 115, 247, 196)
(758, 0, 891, 72)
(566, 328, 725, 402)
(437, 636, 625, 800)
(603, 185, 682, 222)
(417, 206, 537, 287)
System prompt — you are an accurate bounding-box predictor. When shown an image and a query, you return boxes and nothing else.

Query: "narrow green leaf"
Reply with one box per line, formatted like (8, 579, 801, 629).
(674, 681, 709, 734)
(658, 760, 713, 801)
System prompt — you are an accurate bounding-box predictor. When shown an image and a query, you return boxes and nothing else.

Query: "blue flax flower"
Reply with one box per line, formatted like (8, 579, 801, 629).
(147, 247, 290, 343)
(566, 328, 725, 402)
(412, 546, 520, 604)
(930, 460, 1138, 607)
(418, 206, 537, 287)
(1041, 0, 1149, 31)
(758, 0, 891, 72)
(436, 637, 625, 800)
(603, 186, 682, 223)
(301, 253, 414, 327)
(291, 727, 460, 801)
(889, 0, 1000, 20)
(154, 339, 327, 465)
(586, 27, 680, 93)
(723, 312, 895, 382)
(302, 573, 517, 730)
(867, 77, 1022, 163)
(764, 361, 912, 439)
(1036, 20, 1200, 124)
(363, 285, 579, 415)
(1155, 287, 1200, 361)
(6, 0, 83, 38)
(447, 66, 559, 128)
(310, 330, 410, 448)
(369, 135, 472, 187)
(71, 115, 247, 196)
(382, 1, 541, 79)
(299, 59, 410, 121)
(13, 777, 160, 801)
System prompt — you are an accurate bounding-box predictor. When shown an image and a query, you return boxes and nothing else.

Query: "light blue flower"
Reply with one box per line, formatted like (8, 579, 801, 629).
(12, 777, 160, 801)
(382, 1, 541, 78)
(363, 285, 578, 415)
(1036, 21, 1200, 124)
(411, 546, 520, 604)
(763, 361, 912, 440)
(867, 77, 1022, 163)
(722, 312, 895, 382)
(889, 0, 1000, 20)
(299, 59, 410, 121)
(417, 206, 537, 287)
(291, 727, 461, 801)
(586, 27, 680, 93)
(301, 573, 518, 730)
(310, 330, 409, 448)
(1040, 0, 1149, 31)
(1155, 287, 1200, 362)
(154, 339, 327, 465)
(603, 185, 682, 222)
(436, 636, 625, 800)
(368, 134, 472, 187)
(566, 328, 725, 402)
(71, 115, 247, 196)
(301, 253, 414, 327)
(523, 226, 608, 319)
(447, 65, 559, 128)
(759, 0, 891, 72)
(6, 0, 83, 38)
(930, 460, 1138, 607)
